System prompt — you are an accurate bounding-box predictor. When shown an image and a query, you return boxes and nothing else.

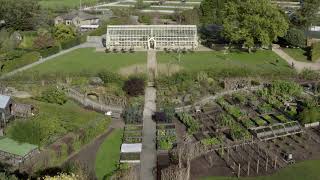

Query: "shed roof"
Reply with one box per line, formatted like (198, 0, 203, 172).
(0, 138, 37, 157)
(0, 95, 10, 109)
(60, 11, 98, 20)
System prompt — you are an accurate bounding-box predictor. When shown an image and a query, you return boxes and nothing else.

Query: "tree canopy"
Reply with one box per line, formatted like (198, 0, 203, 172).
(221, 0, 289, 51)
(290, 0, 320, 28)
(199, 0, 226, 25)
(0, 0, 41, 30)
(54, 24, 77, 42)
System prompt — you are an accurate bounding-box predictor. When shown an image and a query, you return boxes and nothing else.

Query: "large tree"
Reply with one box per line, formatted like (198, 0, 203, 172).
(290, 0, 320, 28)
(222, 0, 289, 52)
(199, 0, 226, 25)
(0, 0, 41, 30)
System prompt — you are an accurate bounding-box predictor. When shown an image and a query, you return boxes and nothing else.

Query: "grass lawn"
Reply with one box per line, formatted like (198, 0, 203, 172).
(157, 50, 295, 77)
(21, 48, 147, 77)
(202, 160, 320, 180)
(282, 48, 310, 62)
(39, 0, 98, 9)
(1, 52, 40, 74)
(95, 129, 123, 180)
(0, 137, 37, 156)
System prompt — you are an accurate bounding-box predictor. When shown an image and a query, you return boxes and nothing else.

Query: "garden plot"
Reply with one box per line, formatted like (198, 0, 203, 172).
(120, 124, 143, 163)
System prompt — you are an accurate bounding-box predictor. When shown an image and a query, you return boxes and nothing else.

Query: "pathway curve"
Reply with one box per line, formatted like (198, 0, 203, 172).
(0, 42, 96, 80)
(272, 45, 320, 72)
(140, 50, 157, 180)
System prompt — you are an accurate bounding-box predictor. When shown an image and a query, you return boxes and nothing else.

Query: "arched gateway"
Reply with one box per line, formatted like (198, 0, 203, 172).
(106, 25, 198, 50)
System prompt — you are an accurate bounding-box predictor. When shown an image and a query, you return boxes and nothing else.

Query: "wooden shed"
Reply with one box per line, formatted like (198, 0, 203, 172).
(12, 103, 35, 118)
(0, 95, 13, 126)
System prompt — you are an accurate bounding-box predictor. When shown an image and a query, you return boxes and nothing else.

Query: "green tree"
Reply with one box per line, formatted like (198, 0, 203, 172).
(0, 0, 41, 30)
(290, 0, 320, 28)
(222, 0, 289, 52)
(199, 0, 226, 25)
(54, 24, 77, 42)
(284, 28, 306, 47)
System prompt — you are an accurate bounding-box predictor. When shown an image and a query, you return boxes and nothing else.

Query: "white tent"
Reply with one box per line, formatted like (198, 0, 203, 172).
(121, 143, 142, 153)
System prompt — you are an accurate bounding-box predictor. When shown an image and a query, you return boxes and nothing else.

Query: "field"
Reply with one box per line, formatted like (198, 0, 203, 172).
(39, 0, 98, 9)
(20, 48, 147, 77)
(95, 129, 123, 180)
(157, 50, 295, 77)
(282, 48, 310, 62)
(202, 160, 320, 180)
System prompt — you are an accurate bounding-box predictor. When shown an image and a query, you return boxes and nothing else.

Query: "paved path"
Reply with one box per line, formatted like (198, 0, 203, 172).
(0, 42, 96, 80)
(272, 46, 320, 72)
(140, 50, 157, 180)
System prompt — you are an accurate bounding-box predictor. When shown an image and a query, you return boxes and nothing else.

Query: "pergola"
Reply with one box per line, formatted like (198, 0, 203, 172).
(106, 25, 198, 50)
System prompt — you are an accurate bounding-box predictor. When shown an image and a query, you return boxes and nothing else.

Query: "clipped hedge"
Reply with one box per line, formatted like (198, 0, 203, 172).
(38, 46, 60, 58)
(311, 42, 320, 61)
(60, 37, 81, 50)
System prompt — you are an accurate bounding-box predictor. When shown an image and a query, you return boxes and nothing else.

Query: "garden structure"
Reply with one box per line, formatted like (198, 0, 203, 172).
(0, 94, 13, 127)
(0, 137, 38, 166)
(106, 25, 198, 50)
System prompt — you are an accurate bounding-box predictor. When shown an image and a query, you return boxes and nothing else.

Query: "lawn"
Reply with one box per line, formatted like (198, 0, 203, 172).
(1, 52, 40, 74)
(157, 50, 295, 77)
(282, 48, 310, 62)
(202, 160, 320, 180)
(95, 129, 123, 180)
(39, 0, 98, 9)
(21, 48, 147, 77)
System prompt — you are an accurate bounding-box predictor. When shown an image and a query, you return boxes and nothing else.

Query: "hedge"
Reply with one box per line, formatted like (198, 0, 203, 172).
(311, 42, 320, 61)
(60, 37, 81, 50)
(38, 46, 60, 58)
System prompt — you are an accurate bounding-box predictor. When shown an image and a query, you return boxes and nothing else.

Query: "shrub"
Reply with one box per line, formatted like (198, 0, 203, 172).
(270, 80, 303, 97)
(311, 42, 320, 61)
(0, 49, 26, 61)
(123, 77, 145, 96)
(299, 69, 320, 81)
(37, 88, 67, 105)
(33, 34, 55, 49)
(283, 28, 306, 47)
(154, 112, 167, 122)
(38, 46, 60, 58)
(60, 37, 81, 50)
(97, 71, 123, 84)
(177, 112, 200, 134)
(298, 108, 320, 124)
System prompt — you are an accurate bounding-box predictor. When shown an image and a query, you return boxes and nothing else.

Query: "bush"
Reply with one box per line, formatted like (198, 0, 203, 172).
(283, 28, 306, 47)
(0, 50, 26, 61)
(37, 88, 67, 105)
(60, 37, 81, 50)
(33, 34, 55, 49)
(298, 108, 320, 124)
(154, 112, 167, 122)
(97, 71, 123, 85)
(311, 42, 320, 61)
(38, 46, 60, 58)
(123, 77, 145, 96)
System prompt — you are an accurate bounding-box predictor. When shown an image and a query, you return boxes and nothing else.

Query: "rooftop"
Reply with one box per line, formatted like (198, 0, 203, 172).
(0, 95, 10, 109)
(0, 137, 37, 157)
(60, 11, 98, 20)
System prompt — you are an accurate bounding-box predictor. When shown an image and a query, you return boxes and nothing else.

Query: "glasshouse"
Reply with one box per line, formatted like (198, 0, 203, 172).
(106, 25, 198, 50)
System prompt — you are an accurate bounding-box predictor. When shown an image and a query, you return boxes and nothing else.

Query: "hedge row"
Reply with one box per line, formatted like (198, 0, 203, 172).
(311, 42, 320, 61)
(38, 35, 87, 57)
(38, 46, 60, 58)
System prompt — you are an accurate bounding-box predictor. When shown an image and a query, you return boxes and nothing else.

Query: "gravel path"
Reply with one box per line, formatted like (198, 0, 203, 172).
(272, 45, 320, 72)
(140, 50, 157, 180)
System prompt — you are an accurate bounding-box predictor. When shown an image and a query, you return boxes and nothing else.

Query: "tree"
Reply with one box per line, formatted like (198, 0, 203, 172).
(290, 0, 320, 28)
(283, 28, 306, 47)
(221, 0, 289, 52)
(54, 24, 77, 42)
(123, 77, 145, 96)
(199, 0, 226, 25)
(180, 8, 200, 25)
(33, 34, 55, 49)
(0, 0, 41, 30)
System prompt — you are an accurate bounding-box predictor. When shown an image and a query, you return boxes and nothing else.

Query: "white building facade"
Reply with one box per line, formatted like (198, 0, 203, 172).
(106, 25, 198, 50)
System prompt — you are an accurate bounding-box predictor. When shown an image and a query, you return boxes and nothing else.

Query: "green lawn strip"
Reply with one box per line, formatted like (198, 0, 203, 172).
(19, 48, 147, 77)
(95, 129, 123, 180)
(39, 0, 98, 9)
(201, 160, 320, 180)
(157, 50, 295, 77)
(1, 52, 40, 74)
(0, 137, 37, 156)
(282, 48, 310, 62)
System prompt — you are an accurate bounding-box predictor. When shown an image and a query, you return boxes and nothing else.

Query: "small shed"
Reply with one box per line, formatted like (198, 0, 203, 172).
(12, 103, 35, 118)
(0, 95, 13, 125)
